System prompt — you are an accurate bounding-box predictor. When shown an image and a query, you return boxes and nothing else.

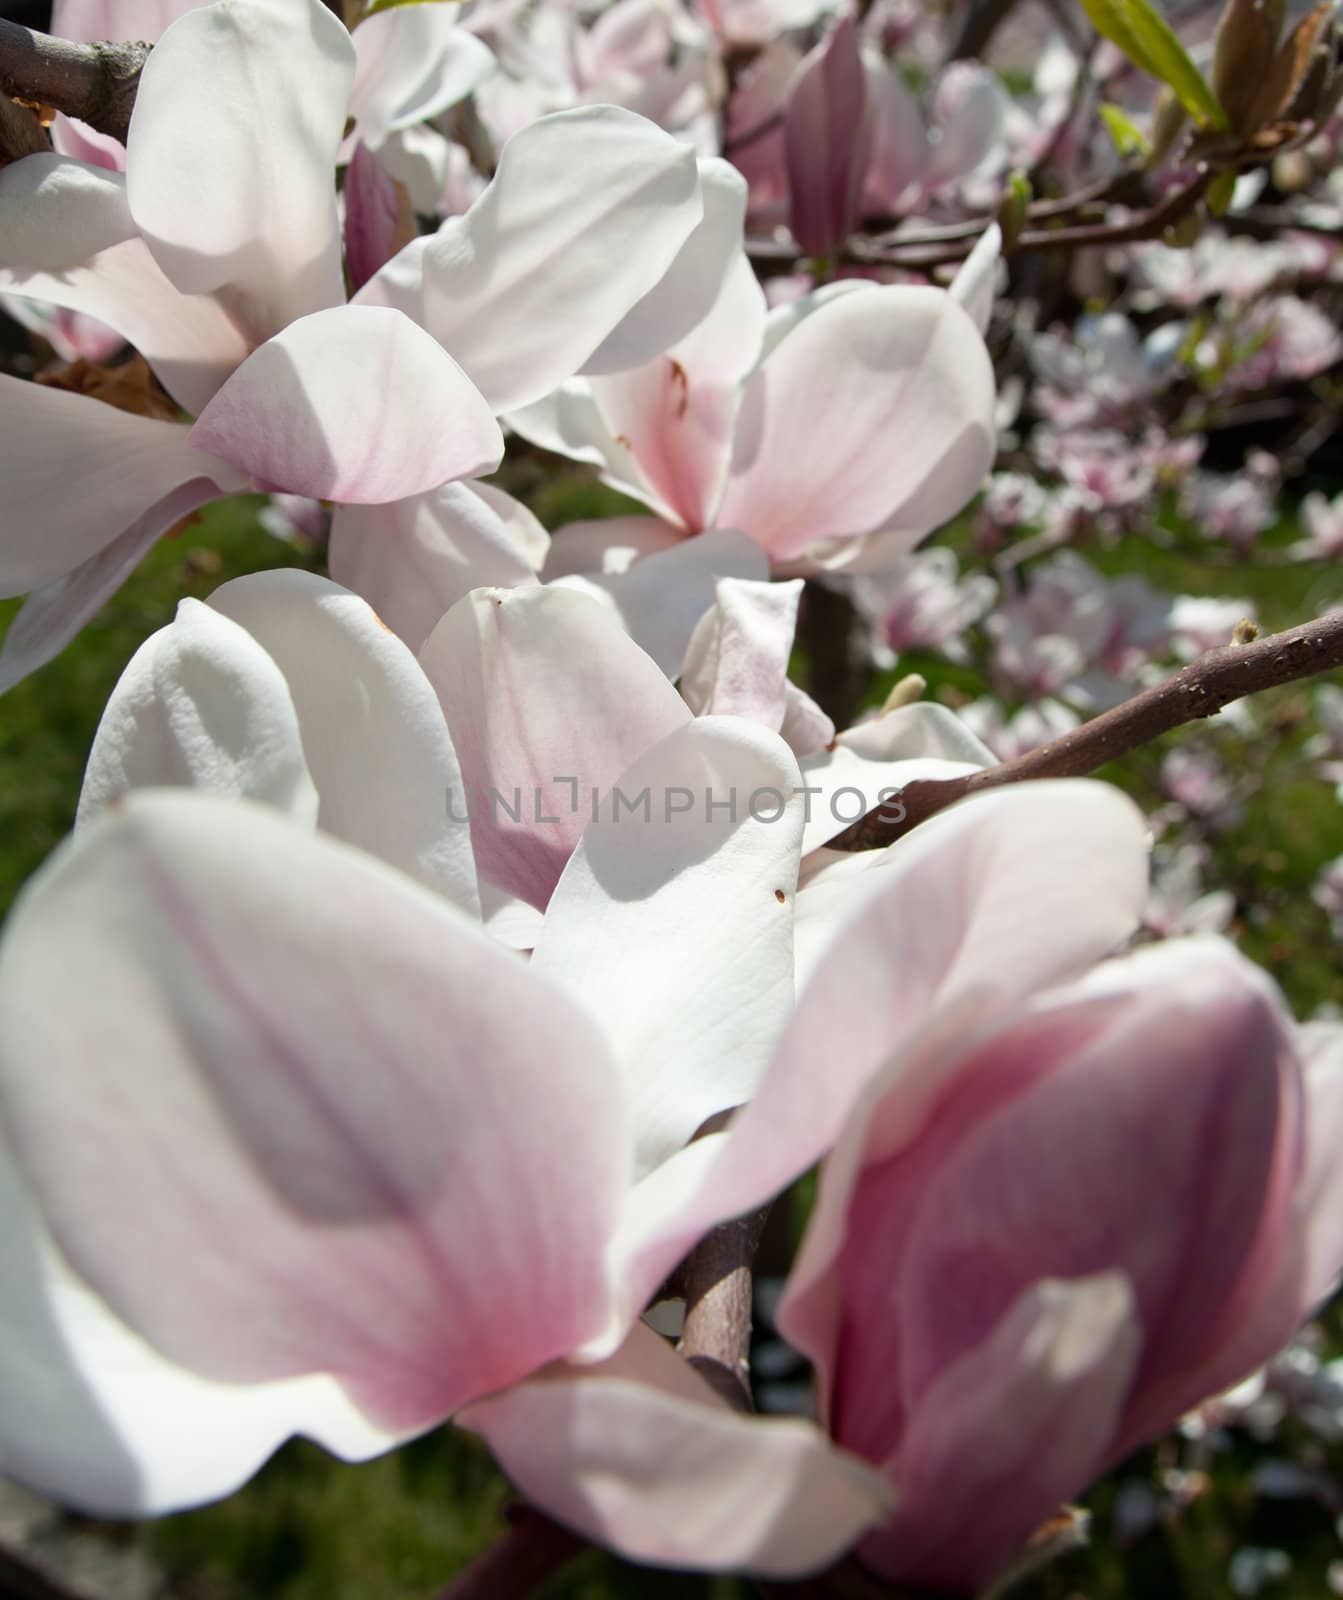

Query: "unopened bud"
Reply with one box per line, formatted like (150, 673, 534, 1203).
(882, 674, 927, 713)
(1232, 617, 1260, 645)
(995, 169, 1032, 251)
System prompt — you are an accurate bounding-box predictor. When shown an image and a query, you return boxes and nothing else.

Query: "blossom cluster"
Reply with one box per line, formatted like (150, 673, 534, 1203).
(0, 0, 1341, 1595)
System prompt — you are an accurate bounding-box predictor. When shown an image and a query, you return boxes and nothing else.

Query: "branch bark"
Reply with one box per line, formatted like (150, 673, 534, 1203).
(676, 1207, 770, 1412)
(0, 20, 148, 144)
(832, 609, 1343, 852)
(431, 1510, 585, 1600)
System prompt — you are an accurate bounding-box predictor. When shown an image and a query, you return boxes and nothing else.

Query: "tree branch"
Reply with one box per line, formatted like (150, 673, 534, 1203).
(676, 1207, 770, 1412)
(0, 21, 148, 144)
(832, 609, 1343, 852)
(431, 1510, 585, 1600)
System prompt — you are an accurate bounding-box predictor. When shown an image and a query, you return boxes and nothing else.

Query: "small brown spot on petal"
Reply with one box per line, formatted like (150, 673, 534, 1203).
(774, 888, 786, 903)
(668, 357, 689, 419)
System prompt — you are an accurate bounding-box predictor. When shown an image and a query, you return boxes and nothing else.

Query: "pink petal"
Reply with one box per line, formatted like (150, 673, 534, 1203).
(717, 286, 995, 561)
(125, 0, 353, 340)
(0, 1130, 403, 1517)
(51, 1, 206, 44)
(0, 152, 134, 269)
(949, 223, 1001, 337)
(784, 10, 872, 259)
(343, 142, 409, 293)
(329, 481, 543, 652)
(1299, 1022, 1343, 1306)
(461, 1322, 892, 1578)
(189, 306, 503, 503)
(533, 716, 805, 1176)
(0, 793, 630, 1435)
(418, 586, 690, 908)
(607, 781, 1150, 1328)
(858, 1275, 1138, 1594)
(588, 252, 766, 532)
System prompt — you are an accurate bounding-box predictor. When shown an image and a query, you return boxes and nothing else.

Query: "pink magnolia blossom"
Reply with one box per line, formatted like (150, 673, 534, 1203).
(1143, 842, 1236, 939)
(850, 547, 997, 666)
(510, 246, 997, 574)
(959, 695, 1081, 761)
(784, 8, 873, 259)
(1305, 682, 1343, 796)
(0, 0, 741, 688)
(0, 647, 1150, 1567)
(1293, 490, 1343, 561)
(776, 939, 1343, 1594)
(51, 0, 495, 160)
(1182, 469, 1277, 552)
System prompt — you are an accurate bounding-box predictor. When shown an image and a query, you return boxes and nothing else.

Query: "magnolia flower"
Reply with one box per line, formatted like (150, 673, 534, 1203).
(0, 0, 741, 688)
(958, 695, 1081, 762)
(777, 939, 1343, 1594)
(1292, 490, 1343, 561)
(509, 247, 997, 575)
(848, 547, 997, 668)
(50, 0, 496, 160)
(0, 676, 1150, 1571)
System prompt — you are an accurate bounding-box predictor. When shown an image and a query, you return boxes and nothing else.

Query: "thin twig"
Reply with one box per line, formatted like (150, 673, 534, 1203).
(832, 609, 1343, 852)
(431, 1510, 585, 1600)
(0, 20, 148, 144)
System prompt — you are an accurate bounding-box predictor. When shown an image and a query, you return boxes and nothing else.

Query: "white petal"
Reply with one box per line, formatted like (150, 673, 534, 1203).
(533, 716, 805, 1176)
(207, 570, 480, 913)
(77, 597, 318, 829)
(126, 0, 354, 340)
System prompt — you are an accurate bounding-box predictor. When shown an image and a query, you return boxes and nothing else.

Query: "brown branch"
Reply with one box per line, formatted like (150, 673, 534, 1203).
(832, 609, 1343, 852)
(0, 21, 148, 144)
(801, 580, 868, 730)
(431, 1510, 585, 1600)
(747, 171, 1216, 274)
(676, 1207, 770, 1412)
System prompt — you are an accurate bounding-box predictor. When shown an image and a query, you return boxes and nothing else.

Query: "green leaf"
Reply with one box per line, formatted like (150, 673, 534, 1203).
(1098, 101, 1152, 159)
(1207, 168, 1237, 214)
(1078, 0, 1229, 128)
(365, 0, 459, 15)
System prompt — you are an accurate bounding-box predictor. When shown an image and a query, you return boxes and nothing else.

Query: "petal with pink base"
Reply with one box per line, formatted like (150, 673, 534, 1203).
(405, 107, 704, 412)
(419, 586, 689, 908)
(0, 1127, 404, 1518)
(0, 793, 630, 1437)
(858, 1275, 1137, 1594)
(717, 286, 995, 561)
